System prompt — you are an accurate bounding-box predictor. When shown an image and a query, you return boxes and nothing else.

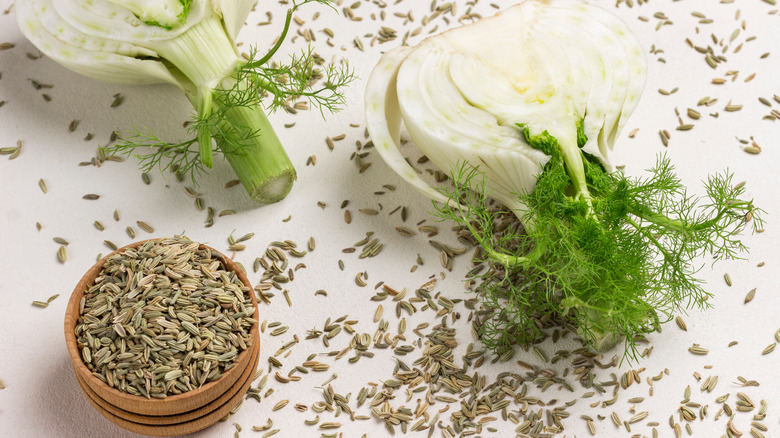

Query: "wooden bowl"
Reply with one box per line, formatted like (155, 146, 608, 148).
(73, 339, 260, 436)
(75, 340, 259, 426)
(64, 239, 260, 434)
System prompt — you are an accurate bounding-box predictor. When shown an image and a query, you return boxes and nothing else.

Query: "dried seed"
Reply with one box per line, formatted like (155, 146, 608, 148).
(675, 316, 687, 331)
(744, 288, 756, 303)
(110, 93, 124, 108)
(319, 422, 342, 430)
(57, 246, 67, 263)
(659, 130, 669, 146)
(136, 221, 154, 233)
(688, 345, 709, 355)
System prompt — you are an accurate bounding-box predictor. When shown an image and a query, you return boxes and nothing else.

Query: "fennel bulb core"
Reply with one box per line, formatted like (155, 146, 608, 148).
(365, 0, 645, 222)
(149, 11, 241, 93)
(107, 0, 190, 29)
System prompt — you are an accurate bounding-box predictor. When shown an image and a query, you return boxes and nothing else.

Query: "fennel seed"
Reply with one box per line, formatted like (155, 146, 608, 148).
(675, 316, 687, 331)
(57, 246, 67, 263)
(136, 221, 154, 233)
(110, 93, 124, 108)
(688, 345, 709, 355)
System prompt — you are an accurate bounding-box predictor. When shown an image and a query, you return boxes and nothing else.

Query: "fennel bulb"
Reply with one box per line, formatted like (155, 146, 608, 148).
(365, 0, 762, 359)
(17, 0, 353, 204)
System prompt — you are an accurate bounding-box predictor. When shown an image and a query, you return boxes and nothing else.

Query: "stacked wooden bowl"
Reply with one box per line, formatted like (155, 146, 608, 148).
(64, 240, 260, 436)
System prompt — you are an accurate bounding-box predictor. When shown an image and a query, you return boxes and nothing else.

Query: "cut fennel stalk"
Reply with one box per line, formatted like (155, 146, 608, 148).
(365, 0, 763, 360)
(17, 0, 353, 204)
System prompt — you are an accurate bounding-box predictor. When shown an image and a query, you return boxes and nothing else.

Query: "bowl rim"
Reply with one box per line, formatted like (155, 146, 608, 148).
(64, 238, 259, 416)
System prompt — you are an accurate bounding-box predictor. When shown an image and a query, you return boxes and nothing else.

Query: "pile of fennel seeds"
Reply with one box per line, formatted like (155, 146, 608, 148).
(74, 236, 256, 398)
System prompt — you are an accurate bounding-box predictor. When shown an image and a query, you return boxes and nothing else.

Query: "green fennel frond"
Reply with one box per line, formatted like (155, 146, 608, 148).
(104, 126, 210, 184)
(241, 45, 356, 116)
(246, 0, 337, 68)
(434, 146, 763, 363)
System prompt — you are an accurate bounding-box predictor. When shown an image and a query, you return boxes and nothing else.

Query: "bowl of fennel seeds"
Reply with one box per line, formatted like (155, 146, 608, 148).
(64, 236, 260, 436)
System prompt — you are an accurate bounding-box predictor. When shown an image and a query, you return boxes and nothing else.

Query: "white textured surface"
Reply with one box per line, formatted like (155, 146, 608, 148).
(1, 2, 778, 438)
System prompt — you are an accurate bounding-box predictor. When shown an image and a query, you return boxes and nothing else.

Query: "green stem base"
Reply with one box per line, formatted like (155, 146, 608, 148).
(217, 98, 296, 205)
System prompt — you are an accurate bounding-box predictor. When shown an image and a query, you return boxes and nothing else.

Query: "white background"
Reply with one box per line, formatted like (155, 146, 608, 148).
(1, 1, 778, 437)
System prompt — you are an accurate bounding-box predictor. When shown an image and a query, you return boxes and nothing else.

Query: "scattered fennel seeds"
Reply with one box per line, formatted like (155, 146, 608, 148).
(32, 294, 59, 308)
